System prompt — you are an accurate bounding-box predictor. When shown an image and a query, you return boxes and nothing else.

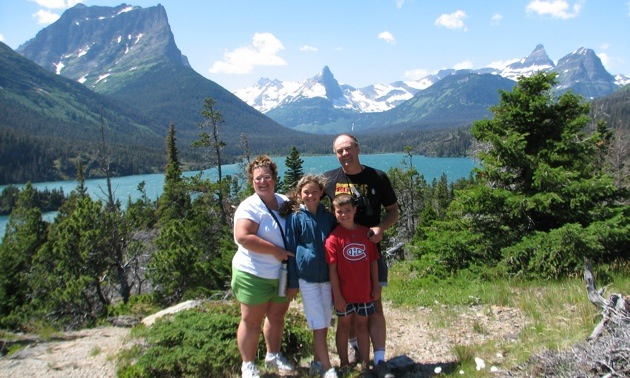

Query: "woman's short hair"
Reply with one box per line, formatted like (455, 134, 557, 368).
(247, 155, 278, 182)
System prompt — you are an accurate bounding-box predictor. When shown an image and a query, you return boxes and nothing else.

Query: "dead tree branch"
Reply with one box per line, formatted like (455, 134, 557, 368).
(584, 258, 630, 341)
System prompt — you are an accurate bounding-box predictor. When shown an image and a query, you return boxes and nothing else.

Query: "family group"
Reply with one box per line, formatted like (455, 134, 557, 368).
(231, 134, 399, 378)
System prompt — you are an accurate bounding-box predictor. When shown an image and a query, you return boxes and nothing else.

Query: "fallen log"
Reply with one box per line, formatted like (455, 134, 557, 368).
(510, 260, 630, 376)
(384, 242, 405, 260)
(583, 258, 629, 341)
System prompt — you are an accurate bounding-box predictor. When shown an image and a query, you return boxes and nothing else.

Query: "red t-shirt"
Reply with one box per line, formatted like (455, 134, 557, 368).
(325, 225, 378, 303)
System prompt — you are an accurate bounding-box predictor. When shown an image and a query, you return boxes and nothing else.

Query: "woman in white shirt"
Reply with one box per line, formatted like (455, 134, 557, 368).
(231, 155, 295, 378)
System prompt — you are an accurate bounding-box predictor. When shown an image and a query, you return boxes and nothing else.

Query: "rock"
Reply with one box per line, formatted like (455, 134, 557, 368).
(141, 299, 204, 327)
(107, 315, 140, 327)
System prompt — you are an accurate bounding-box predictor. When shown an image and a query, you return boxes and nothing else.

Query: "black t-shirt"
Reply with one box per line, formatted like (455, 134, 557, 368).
(322, 165, 397, 228)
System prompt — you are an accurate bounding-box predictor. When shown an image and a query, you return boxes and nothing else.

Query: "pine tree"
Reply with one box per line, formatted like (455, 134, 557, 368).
(157, 122, 190, 224)
(30, 195, 111, 327)
(387, 147, 426, 241)
(283, 146, 304, 192)
(0, 183, 47, 327)
(413, 72, 629, 278)
(192, 98, 228, 224)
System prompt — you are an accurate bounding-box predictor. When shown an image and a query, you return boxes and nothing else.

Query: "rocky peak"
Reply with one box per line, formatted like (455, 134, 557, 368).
(316, 66, 345, 101)
(551, 47, 616, 98)
(554, 47, 614, 81)
(501, 44, 555, 80)
(17, 4, 186, 90)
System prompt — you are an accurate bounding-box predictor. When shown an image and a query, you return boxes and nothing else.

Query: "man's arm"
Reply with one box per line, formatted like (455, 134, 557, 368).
(369, 202, 399, 243)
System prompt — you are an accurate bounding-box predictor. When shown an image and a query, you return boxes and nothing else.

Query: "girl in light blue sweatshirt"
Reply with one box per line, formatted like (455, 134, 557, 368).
(282, 174, 338, 378)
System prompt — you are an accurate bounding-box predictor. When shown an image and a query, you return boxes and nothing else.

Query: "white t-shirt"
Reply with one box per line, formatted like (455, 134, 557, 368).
(232, 193, 288, 279)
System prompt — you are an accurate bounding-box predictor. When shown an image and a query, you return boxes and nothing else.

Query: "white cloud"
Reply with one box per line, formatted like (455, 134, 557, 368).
(487, 58, 520, 69)
(31, 0, 67, 9)
(378, 31, 396, 44)
(34, 9, 61, 24)
(435, 10, 468, 31)
(404, 68, 429, 80)
(491, 13, 503, 24)
(395, 0, 405, 9)
(526, 0, 583, 20)
(454, 60, 474, 70)
(30, 0, 83, 10)
(299, 45, 318, 52)
(0, 34, 4, 42)
(598, 52, 610, 69)
(30, 0, 83, 25)
(209, 32, 286, 75)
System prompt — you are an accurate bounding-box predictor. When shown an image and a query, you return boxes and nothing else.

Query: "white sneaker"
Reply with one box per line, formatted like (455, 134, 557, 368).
(324, 367, 339, 378)
(265, 353, 295, 372)
(309, 360, 323, 376)
(241, 361, 260, 378)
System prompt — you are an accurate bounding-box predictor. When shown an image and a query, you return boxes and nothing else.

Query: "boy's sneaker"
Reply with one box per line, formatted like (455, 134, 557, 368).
(324, 367, 339, 378)
(375, 361, 395, 378)
(265, 353, 295, 372)
(338, 365, 353, 377)
(309, 360, 323, 377)
(349, 345, 360, 364)
(359, 365, 373, 378)
(241, 361, 260, 378)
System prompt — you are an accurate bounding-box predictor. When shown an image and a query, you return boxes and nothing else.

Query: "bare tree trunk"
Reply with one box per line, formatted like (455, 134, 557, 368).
(583, 258, 630, 340)
(99, 108, 131, 304)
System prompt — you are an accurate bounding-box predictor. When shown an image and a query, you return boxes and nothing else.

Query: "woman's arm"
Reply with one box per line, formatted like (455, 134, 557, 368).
(234, 218, 293, 262)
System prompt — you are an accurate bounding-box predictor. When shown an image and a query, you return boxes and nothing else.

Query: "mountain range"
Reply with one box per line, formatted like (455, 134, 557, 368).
(1, 3, 628, 184)
(235, 44, 628, 132)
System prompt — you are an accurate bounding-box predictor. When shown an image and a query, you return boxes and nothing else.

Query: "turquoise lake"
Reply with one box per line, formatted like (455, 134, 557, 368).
(0, 153, 477, 238)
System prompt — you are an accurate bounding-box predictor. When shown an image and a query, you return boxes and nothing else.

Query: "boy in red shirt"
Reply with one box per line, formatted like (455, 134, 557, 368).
(326, 193, 380, 374)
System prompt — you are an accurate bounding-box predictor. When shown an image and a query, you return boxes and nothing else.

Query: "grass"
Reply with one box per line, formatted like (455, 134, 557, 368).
(90, 346, 102, 357)
(0, 323, 60, 356)
(386, 261, 630, 376)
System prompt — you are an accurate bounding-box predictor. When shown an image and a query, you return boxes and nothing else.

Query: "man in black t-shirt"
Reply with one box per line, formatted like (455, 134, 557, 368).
(323, 134, 398, 376)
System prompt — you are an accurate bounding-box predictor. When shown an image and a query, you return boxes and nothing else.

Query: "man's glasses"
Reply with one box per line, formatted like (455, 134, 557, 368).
(253, 175, 274, 183)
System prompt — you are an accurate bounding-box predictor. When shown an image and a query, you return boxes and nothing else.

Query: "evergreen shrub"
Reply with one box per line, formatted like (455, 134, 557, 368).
(107, 294, 160, 319)
(118, 300, 311, 377)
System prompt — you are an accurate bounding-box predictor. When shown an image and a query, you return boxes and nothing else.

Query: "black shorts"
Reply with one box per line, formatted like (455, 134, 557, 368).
(377, 254, 388, 286)
(336, 302, 376, 317)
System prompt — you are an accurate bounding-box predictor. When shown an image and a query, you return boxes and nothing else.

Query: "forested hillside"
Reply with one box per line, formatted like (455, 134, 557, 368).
(0, 41, 167, 184)
(0, 41, 331, 185)
(591, 84, 630, 131)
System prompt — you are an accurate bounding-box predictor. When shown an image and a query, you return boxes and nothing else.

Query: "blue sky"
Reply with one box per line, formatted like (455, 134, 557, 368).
(1, 0, 628, 91)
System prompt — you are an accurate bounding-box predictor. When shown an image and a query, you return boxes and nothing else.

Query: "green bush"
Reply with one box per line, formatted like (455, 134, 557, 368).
(500, 224, 602, 279)
(118, 300, 312, 377)
(407, 252, 451, 280)
(108, 294, 160, 319)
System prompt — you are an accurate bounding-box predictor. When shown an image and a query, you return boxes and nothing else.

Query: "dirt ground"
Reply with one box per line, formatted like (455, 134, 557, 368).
(0, 302, 528, 377)
(0, 326, 130, 378)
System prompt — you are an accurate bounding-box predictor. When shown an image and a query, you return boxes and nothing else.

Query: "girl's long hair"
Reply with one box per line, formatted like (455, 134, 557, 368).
(279, 174, 327, 217)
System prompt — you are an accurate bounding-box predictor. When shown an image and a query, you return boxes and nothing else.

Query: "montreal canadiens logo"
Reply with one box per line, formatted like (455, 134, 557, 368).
(343, 243, 367, 261)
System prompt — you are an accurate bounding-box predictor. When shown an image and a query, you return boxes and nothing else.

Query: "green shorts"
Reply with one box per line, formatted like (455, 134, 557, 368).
(231, 268, 289, 305)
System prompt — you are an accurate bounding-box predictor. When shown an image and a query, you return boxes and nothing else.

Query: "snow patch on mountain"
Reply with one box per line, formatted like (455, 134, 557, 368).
(233, 44, 626, 114)
(235, 73, 437, 114)
(615, 74, 630, 86)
